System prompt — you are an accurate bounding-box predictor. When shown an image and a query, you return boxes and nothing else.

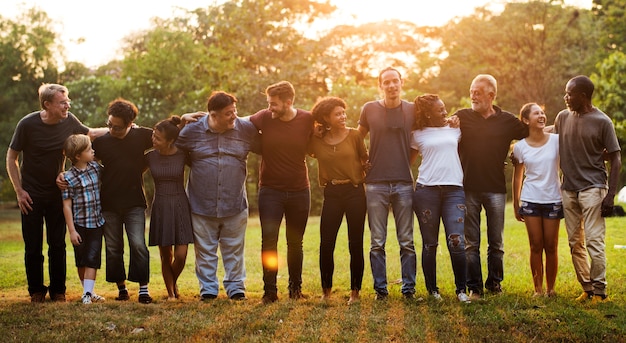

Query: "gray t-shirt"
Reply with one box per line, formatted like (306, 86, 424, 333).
(555, 107, 620, 192)
(358, 100, 414, 183)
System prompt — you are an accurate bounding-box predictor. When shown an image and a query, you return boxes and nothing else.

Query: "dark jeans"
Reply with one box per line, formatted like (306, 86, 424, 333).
(464, 191, 506, 294)
(259, 187, 310, 294)
(103, 207, 150, 284)
(22, 197, 66, 296)
(319, 183, 365, 290)
(413, 184, 467, 294)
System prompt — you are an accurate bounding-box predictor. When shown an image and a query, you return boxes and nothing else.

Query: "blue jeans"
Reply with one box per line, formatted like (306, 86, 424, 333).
(103, 207, 150, 284)
(366, 182, 416, 295)
(319, 183, 366, 290)
(464, 191, 505, 293)
(259, 187, 310, 294)
(413, 184, 467, 294)
(192, 210, 248, 297)
(22, 196, 66, 296)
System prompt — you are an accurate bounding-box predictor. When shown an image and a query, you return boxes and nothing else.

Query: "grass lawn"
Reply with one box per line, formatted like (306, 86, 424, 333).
(0, 203, 625, 342)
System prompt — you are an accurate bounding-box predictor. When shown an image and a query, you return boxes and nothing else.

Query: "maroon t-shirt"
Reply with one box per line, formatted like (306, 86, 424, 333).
(249, 109, 313, 191)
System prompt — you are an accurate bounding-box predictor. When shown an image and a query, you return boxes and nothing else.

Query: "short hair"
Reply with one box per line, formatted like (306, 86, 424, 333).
(378, 67, 402, 87)
(569, 75, 594, 99)
(207, 91, 237, 112)
(63, 134, 91, 164)
(154, 116, 182, 143)
(471, 74, 498, 95)
(39, 84, 68, 110)
(413, 94, 441, 130)
(311, 97, 347, 128)
(265, 81, 295, 102)
(519, 102, 541, 127)
(106, 98, 138, 125)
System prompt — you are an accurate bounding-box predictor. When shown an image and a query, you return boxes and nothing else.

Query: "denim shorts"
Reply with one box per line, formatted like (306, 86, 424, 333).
(519, 201, 564, 219)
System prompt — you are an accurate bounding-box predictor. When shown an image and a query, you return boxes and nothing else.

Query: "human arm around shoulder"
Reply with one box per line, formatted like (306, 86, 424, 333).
(62, 197, 81, 246)
(6, 148, 33, 214)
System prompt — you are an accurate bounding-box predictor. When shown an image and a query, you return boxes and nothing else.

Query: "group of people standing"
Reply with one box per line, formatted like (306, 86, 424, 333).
(6, 68, 620, 306)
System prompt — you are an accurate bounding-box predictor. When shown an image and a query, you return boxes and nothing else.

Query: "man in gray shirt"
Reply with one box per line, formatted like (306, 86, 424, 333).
(555, 75, 621, 304)
(177, 91, 260, 301)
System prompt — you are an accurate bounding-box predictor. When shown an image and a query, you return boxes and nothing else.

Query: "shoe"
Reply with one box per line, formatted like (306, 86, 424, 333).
(115, 290, 130, 301)
(230, 293, 247, 301)
(575, 291, 593, 302)
(201, 294, 218, 301)
(375, 292, 388, 301)
(82, 293, 92, 305)
(468, 290, 481, 301)
(591, 294, 608, 304)
(261, 292, 278, 304)
(403, 292, 415, 300)
(30, 289, 47, 303)
(486, 284, 502, 294)
(457, 292, 471, 303)
(138, 294, 153, 304)
(430, 291, 443, 301)
(91, 293, 105, 302)
(289, 289, 309, 300)
(50, 293, 66, 302)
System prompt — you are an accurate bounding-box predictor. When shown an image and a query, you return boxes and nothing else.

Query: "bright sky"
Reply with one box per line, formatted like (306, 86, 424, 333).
(3, 0, 592, 68)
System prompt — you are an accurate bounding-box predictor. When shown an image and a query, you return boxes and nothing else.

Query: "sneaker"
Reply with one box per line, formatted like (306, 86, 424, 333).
(115, 290, 130, 301)
(91, 293, 105, 302)
(468, 290, 481, 301)
(403, 292, 415, 300)
(201, 294, 217, 301)
(457, 292, 471, 303)
(138, 294, 153, 304)
(50, 293, 66, 302)
(486, 284, 502, 294)
(289, 289, 309, 300)
(430, 291, 443, 301)
(230, 293, 247, 301)
(375, 292, 388, 301)
(261, 292, 278, 304)
(575, 291, 593, 302)
(82, 293, 92, 305)
(591, 294, 608, 304)
(30, 289, 47, 303)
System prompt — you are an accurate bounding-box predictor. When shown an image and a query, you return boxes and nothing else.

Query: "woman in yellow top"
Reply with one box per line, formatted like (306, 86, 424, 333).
(309, 97, 368, 304)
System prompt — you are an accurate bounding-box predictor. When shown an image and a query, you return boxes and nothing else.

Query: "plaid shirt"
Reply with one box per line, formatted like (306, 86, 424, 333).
(61, 161, 105, 228)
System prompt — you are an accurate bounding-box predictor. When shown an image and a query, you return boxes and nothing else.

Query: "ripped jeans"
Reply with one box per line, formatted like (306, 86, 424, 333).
(413, 184, 467, 294)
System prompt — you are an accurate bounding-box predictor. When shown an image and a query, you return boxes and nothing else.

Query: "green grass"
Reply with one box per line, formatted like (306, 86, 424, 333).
(0, 204, 625, 342)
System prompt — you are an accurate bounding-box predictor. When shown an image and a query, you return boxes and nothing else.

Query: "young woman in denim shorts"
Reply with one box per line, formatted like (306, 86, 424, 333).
(512, 103, 563, 297)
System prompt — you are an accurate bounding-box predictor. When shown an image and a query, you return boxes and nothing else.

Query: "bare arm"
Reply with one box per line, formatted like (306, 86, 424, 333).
(62, 198, 81, 246)
(6, 148, 32, 214)
(87, 127, 109, 141)
(357, 124, 369, 138)
(602, 150, 622, 216)
(410, 149, 419, 165)
(512, 162, 525, 222)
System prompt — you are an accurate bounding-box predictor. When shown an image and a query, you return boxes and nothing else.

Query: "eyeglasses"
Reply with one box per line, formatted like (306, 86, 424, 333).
(106, 121, 127, 132)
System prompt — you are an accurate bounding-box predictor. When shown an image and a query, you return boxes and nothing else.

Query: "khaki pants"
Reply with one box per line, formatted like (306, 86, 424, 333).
(562, 188, 607, 296)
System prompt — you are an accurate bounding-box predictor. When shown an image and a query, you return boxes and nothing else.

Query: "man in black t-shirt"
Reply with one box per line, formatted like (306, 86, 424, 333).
(92, 98, 154, 304)
(6, 84, 104, 303)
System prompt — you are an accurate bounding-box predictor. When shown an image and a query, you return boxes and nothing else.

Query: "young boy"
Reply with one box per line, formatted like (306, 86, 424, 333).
(61, 134, 106, 304)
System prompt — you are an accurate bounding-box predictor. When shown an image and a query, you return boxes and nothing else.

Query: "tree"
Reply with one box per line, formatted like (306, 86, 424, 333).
(432, 1, 599, 119)
(592, 0, 626, 54)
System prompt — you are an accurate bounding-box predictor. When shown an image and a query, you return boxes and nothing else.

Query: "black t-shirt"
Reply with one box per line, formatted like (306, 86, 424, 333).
(93, 127, 153, 211)
(456, 106, 528, 193)
(9, 111, 89, 199)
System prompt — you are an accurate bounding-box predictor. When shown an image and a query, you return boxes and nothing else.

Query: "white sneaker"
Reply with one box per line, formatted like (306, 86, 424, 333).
(431, 291, 443, 301)
(457, 292, 471, 303)
(91, 293, 105, 302)
(82, 293, 92, 304)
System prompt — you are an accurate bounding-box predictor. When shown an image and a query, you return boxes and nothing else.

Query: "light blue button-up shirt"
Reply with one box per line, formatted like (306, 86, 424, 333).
(177, 115, 260, 218)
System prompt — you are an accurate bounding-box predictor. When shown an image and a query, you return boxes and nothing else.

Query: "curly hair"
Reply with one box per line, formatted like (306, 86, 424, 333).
(106, 98, 138, 125)
(311, 97, 347, 130)
(413, 94, 441, 130)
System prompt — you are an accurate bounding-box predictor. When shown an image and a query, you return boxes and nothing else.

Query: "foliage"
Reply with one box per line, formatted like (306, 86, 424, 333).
(592, 0, 626, 54)
(432, 1, 600, 121)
